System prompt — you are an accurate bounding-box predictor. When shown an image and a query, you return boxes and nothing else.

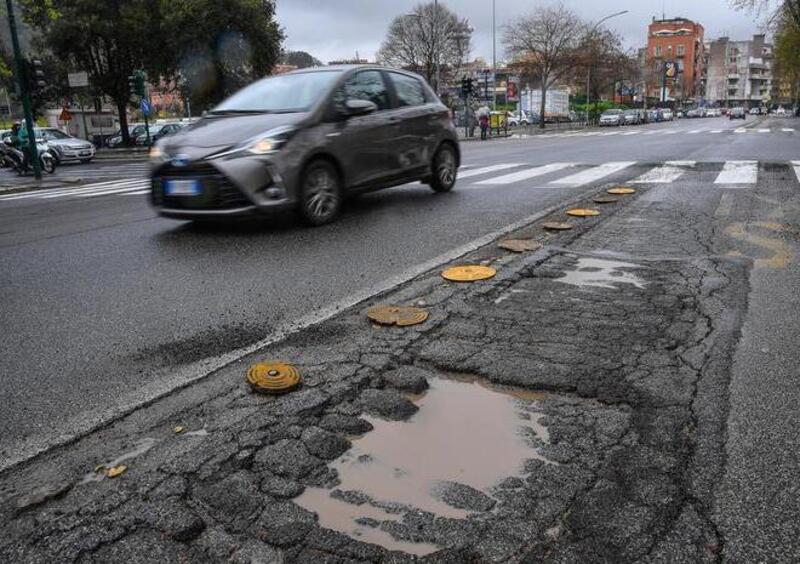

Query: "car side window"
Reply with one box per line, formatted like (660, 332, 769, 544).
(389, 73, 426, 107)
(335, 71, 390, 111)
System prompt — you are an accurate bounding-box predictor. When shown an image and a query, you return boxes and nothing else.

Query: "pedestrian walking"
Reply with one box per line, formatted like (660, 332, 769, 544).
(479, 112, 489, 141)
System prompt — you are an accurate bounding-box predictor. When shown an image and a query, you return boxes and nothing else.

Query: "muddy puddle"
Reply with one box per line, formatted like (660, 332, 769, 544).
(295, 377, 550, 555)
(556, 256, 646, 290)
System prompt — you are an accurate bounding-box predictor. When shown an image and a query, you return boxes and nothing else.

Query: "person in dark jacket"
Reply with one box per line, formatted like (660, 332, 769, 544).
(479, 112, 489, 140)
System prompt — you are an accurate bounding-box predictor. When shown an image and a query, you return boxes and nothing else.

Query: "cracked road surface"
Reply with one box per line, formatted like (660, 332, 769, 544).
(1, 117, 799, 562)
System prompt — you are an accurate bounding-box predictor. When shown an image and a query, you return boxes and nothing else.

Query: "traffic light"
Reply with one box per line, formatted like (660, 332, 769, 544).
(128, 70, 146, 99)
(28, 58, 46, 93)
(461, 77, 474, 99)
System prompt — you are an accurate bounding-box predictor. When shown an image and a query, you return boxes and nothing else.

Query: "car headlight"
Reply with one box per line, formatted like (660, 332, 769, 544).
(245, 125, 296, 155)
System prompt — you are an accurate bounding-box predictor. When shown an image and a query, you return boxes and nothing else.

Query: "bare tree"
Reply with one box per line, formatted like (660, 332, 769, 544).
(377, 2, 471, 90)
(503, 5, 585, 128)
(731, 0, 800, 29)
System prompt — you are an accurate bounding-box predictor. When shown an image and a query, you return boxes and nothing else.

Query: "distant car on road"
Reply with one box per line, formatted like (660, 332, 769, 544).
(599, 109, 623, 126)
(749, 107, 762, 115)
(106, 124, 147, 148)
(36, 128, 96, 164)
(150, 65, 460, 225)
(730, 107, 747, 120)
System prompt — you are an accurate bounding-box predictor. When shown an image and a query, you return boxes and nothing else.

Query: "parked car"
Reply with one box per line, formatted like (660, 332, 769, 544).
(135, 122, 184, 146)
(622, 109, 641, 125)
(150, 65, 460, 225)
(775, 106, 788, 116)
(749, 107, 761, 115)
(106, 124, 147, 148)
(730, 107, 747, 120)
(661, 109, 674, 121)
(35, 128, 96, 164)
(599, 109, 623, 126)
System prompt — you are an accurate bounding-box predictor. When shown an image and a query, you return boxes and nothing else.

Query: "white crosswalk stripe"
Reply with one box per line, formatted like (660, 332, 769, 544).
(0, 178, 148, 201)
(475, 162, 573, 185)
(458, 163, 522, 179)
(631, 161, 695, 184)
(549, 162, 636, 187)
(715, 161, 758, 184)
(688, 129, 704, 134)
(734, 128, 747, 134)
(791, 161, 800, 183)
(783, 128, 795, 133)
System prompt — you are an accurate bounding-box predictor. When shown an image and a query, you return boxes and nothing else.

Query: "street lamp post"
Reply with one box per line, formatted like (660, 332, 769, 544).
(585, 10, 628, 127)
(492, 0, 497, 109)
(434, 0, 440, 96)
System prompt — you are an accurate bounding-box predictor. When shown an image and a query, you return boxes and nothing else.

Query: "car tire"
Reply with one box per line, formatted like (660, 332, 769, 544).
(429, 143, 457, 193)
(298, 159, 342, 226)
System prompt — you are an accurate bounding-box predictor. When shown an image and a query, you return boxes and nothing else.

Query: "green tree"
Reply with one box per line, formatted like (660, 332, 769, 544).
(281, 50, 322, 68)
(19, 0, 282, 144)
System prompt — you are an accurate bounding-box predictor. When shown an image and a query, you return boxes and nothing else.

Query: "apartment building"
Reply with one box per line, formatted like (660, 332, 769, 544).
(704, 34, 773, 108)
(645, 17, 705, 102)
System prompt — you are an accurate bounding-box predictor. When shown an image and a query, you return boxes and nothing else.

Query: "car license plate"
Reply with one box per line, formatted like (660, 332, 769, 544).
(165, 179, 201, 196)
(79, 151, 91, 156)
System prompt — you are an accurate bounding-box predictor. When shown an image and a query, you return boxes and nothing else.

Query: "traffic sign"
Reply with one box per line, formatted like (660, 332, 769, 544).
(140, 99, 152, 116)
(67, 71, 89, 88)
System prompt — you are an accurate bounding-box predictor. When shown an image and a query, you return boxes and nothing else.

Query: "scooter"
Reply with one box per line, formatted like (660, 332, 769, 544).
(1, 138, 57, 175)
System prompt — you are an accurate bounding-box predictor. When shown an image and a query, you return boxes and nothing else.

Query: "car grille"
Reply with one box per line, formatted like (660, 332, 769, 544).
(151, 163, 253, 210)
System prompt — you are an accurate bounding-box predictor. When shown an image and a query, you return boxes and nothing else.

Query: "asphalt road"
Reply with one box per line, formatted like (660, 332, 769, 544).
(0, 114, 796, 469)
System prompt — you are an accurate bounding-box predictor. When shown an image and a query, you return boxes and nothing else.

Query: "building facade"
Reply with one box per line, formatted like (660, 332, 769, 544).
(704, 35, 773, 108)
(645, 17, 705, 102)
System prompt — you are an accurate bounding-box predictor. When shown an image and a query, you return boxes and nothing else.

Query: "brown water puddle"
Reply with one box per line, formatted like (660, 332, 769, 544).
(295, 376, 551, 556)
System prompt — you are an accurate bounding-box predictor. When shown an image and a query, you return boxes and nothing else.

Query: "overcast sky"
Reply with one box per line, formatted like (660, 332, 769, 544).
(276, 0, 766, 64)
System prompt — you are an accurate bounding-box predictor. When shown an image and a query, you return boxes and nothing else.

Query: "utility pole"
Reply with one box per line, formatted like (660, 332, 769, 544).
(585, 10, 629, 128)
(5, 0, 41, 179)
(434, 0, 440, 96)
(492, 0, 496, 110)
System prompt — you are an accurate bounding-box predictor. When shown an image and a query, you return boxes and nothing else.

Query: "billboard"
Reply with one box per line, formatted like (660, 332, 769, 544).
(506, 76, 520, 102)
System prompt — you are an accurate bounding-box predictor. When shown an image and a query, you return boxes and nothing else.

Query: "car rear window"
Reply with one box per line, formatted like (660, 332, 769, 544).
(389, 72, 427, 107)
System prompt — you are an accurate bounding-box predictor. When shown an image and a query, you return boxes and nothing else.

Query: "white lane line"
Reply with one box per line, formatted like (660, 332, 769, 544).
(457, 163, 522, 179)
(734, 128, 747, 134)
(642, 131, 660, 136)
(710, 130, 723, 133)
(0, 179, 143, 201)
(40, 180, 145, 199)
(714, 161, 758, 184)
(475, 162, 573, 185)
(662, 130, 679, 135)
(621, 131, 639, 136)
(76, 186, 150, 198)
(792, 161, 800, 183)
(782, 128, 795, 132)
(599, 131, 620, 136)
(688, 129, 704, 134)
(631, 161, 696, 184)
(121, 189, 151, 196)
(757, 129, 770, 133)
(550, 161, 636, 187)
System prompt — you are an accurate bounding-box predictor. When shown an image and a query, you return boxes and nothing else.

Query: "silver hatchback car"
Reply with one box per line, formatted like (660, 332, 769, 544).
(149, 65, 460, 225)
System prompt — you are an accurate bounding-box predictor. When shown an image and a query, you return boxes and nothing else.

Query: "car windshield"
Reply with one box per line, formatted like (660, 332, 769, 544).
(38, 129, 71, 140)
(210, 70, 342, 114)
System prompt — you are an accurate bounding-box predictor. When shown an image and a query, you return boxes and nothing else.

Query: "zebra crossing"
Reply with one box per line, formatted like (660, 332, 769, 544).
(516, 126, 797, 140)
(0, 160, 796, 206)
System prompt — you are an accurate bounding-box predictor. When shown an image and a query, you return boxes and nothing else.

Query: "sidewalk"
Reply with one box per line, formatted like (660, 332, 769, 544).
(0, 169, 759, 562)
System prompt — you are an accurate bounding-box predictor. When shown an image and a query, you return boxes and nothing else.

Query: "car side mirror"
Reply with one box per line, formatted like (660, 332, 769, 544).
(344, 99, 378, 117)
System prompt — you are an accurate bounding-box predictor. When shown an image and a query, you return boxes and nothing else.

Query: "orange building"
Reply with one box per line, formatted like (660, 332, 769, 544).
(645, 17, 705, 102)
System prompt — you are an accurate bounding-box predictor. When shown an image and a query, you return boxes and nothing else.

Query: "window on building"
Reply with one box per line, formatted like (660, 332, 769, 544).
(677, 45, 686, 57)
(655, 46, 662, 57)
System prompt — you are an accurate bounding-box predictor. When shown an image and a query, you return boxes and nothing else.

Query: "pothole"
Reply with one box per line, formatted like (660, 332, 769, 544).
(555, 256, 647, 289)
(295, 376, 553, 555)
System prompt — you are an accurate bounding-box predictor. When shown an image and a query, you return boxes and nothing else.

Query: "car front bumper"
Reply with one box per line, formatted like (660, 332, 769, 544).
(150, 155, 295, 219)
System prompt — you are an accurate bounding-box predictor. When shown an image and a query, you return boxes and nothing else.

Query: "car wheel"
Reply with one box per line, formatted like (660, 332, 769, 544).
(298, 159, 342, 226)
(429, 143, 457, 193)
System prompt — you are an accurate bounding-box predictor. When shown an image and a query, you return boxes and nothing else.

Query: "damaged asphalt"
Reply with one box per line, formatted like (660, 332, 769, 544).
(1, 164, 798, 563)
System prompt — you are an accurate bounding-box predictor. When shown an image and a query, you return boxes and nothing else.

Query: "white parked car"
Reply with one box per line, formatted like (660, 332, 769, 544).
(661, 109, 674, 121)
(599, 109, 623, 126)
(36, 128, 96, 164)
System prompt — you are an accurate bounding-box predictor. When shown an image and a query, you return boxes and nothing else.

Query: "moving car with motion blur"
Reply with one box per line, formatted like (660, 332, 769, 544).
(149, 65, 460, 225)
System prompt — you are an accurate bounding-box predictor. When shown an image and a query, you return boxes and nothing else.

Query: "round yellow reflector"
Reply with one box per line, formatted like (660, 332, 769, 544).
(441, 265, 497, 282)
(246, 362, 302, 394)
(367, 305, 429, 327)
(106, 465, 127, 478)
(607, 187, 636, 195)
(541, 221, 573, 231)
(498, 239, 543, 253)
(566, 208, 601, 217)
(593, 196, 619, 204)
